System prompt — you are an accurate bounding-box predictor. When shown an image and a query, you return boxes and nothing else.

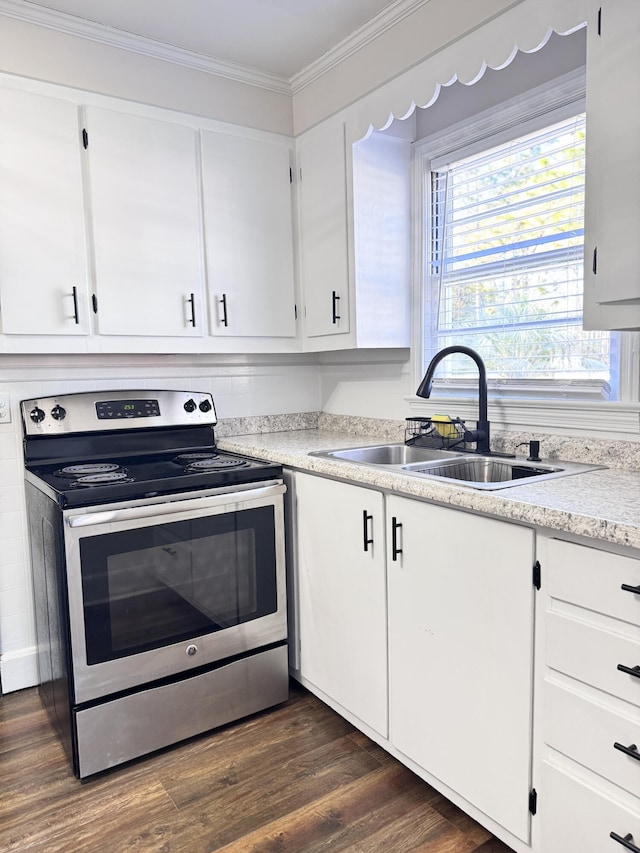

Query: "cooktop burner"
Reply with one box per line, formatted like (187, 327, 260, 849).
(173, 452, 220, 463)
(58, 463, 123, 477)
(185, 457, 249, 472)
(75, 471, 134, 486)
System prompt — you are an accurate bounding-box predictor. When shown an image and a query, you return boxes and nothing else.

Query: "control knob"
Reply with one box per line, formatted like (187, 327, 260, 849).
(183, 399, 197, 413)
(199, 399, 212, 413)
(51, 405, 67, 421)
(29, 407, 46, 423)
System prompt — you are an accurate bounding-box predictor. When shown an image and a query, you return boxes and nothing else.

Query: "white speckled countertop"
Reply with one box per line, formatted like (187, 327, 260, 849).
(217, 428, 640, 552)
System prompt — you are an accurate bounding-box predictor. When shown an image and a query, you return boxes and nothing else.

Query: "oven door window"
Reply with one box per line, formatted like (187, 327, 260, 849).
(80, 506, 277, 664)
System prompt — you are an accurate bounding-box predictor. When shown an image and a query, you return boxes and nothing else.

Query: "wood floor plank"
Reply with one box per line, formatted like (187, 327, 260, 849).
(160, 694, 358, 810)
(0, 683, 514, 853)
(211, 762, 462, 853)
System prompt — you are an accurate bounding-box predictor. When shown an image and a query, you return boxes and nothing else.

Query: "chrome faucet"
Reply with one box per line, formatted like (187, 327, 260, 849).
(416, 345, 491, 453)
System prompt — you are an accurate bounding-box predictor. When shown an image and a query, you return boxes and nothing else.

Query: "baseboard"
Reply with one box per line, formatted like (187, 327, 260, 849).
(1, 647, 38, 693)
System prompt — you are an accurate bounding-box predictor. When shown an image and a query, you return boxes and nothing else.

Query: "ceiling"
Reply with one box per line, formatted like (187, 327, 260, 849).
(19, 0, 408, 80)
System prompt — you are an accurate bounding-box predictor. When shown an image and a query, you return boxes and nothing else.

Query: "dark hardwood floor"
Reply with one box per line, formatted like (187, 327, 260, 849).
(0, 681, 514, 852)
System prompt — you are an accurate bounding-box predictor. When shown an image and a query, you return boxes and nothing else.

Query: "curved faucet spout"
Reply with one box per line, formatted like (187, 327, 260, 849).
(416, 345, 490, 453)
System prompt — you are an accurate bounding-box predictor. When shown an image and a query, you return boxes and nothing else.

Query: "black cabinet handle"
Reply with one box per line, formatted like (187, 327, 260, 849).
(91, 293, 98, 314)
(391, 517, 402, 561)
(610, 832, 640, 852)
(362, 511, 373, 552)
(614, 742, 640, 762)
(332, 290, 340, 324)
(71, 286, 79, 324)
(621, 583, 640, 595)
(219, 293, 228, 327)
(617, 664, 640, 679)
(187, 292, 196, 327)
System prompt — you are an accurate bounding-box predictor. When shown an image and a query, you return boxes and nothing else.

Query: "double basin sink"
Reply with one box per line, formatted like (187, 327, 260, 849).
(310, 443, 603, 490)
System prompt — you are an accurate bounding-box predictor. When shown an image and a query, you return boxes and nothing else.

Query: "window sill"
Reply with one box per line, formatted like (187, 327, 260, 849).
(406, 395, 640, 439)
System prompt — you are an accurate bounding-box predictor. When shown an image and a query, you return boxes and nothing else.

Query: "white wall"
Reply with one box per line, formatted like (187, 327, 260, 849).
(0, 15, 293, 134)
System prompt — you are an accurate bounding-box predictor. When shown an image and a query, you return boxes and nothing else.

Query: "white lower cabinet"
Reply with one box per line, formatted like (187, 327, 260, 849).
(387, 494, 535, 843)
(537, 536, 640, 853)
(292, 472, 536, 845)
(294, 472, 387, 736)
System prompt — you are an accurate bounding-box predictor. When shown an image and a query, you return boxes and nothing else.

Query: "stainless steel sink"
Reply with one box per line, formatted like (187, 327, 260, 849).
(310, 443, 604, 489)
(400, 456, 569, 489)
(310, 443, 456, 465)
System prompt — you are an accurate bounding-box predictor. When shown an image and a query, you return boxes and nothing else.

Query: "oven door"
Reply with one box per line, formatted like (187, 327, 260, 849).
(63, 481, 287, 704)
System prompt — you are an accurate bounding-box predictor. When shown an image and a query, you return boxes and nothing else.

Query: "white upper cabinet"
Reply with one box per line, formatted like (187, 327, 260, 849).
(84, 107, 205, 337)
(583, 0, 640, 330)
(201, 131, 296, 338)
(296, 119, 351, 342)
(0, 89, 89, 336)
(296, 115, 411, 352)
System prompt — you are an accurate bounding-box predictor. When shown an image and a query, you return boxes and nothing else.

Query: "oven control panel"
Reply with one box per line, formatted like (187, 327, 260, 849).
(21, 390, 217, 435)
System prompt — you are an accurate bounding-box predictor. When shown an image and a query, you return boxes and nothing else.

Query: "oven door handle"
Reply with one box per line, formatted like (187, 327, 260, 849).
(66, 483, 286, 528)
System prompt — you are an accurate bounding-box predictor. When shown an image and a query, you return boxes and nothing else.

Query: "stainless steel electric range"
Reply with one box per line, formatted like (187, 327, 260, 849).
(22, 389, 288, 778)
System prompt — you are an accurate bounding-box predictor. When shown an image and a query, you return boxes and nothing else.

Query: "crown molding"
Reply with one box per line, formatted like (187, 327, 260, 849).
(290, 0, 432, 94)
(0, 0, 292, 95)
(0, 0, 432, 98)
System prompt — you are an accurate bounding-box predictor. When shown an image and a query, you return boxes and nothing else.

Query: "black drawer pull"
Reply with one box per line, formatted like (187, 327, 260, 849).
(621, 583, 640, 595)
(391, 517, 402, 562)
(610, 832, 640, 852)
(617, 664, 640, 679)
(362, 510, 373, 552)
(614, 742, 640, 762)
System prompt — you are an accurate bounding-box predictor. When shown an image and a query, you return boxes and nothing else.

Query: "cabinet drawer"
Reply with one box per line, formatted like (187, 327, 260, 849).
(547, 539, 640, 625)
(544, 680, 640, 797)
(546, 612, 640, 707)
(541, 761, 640, 853)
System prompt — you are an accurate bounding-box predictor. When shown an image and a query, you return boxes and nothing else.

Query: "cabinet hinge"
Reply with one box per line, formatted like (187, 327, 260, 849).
(533, 561, 541, 590)
(597, 6, 602, 36)
(529, 788, 537, 815)
(82, 128, 89, 149)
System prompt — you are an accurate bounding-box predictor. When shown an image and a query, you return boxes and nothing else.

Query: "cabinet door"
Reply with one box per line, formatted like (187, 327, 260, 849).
(387, 495, 535, 842)
(297, 121, 350, 339)
(201, 131, 296, 338)
(0, 89, 89, 335)
(583, 0, 640, 328)
(85, 107, 205, 337)
(295, 473, 387, 736)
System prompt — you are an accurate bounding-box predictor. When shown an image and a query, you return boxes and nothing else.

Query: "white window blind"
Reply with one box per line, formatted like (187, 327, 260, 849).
(426, 113, 613, 392)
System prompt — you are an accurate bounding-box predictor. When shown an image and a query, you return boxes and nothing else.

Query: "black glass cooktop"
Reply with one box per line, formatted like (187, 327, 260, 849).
(26, 447, 282, 508)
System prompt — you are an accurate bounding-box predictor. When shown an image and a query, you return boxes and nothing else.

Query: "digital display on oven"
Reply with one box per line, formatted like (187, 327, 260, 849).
(95, 399, 161, 420)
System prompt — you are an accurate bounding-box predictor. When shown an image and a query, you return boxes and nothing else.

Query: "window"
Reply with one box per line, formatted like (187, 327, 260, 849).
(418, 79, 618, 401)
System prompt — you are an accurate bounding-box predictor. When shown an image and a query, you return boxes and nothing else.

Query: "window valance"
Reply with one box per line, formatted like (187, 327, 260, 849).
(351, 0, 590, 142)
